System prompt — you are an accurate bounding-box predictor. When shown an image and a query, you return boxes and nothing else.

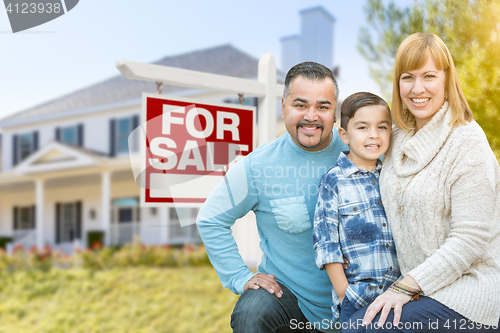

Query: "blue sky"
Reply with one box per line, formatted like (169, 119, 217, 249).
(0, 0, 413, 120)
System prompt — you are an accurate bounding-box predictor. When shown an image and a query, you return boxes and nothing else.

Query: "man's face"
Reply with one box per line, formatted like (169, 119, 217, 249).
(281, 76, 336, 151)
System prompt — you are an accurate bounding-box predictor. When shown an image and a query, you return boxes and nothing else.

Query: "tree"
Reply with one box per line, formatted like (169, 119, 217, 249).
(358, 0, 500, 159)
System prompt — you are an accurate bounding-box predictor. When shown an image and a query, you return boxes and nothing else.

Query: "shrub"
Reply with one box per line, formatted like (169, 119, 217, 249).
(0, 238, 210, 273)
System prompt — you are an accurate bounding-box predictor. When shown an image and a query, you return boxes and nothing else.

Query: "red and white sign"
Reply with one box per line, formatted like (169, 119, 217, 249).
(140, 94, 255, 207)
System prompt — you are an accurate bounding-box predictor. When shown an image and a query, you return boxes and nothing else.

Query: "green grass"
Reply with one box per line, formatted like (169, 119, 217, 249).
(0, 267, 239, 333)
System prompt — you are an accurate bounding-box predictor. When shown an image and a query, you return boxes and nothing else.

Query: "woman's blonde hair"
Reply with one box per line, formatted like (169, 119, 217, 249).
(392, 33, 473, 130)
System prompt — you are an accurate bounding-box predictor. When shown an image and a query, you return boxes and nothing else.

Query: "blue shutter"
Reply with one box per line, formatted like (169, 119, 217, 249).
(77, 124, 84, 147)
(12, 135, 18, 166)
(109, 119, 116, 157)
(76, 201, 82, 239)
(31, 205, 36, 229)
(13, 206, 18, 230)
(55, 127, 61, 141)
(132, 115, 139, 130)
(33, 131, 39, 151)
(132, 115, 139, 152)
(55, 203, 61, 244)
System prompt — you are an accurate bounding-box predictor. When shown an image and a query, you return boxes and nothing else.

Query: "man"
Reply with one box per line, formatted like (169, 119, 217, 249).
(197, 62, 347, 333)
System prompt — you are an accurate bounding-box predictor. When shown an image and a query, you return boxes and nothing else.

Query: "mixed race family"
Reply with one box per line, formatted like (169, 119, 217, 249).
(196, 33, 500, 332)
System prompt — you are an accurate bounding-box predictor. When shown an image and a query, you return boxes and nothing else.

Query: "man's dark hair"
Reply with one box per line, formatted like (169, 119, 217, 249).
(340, 92, 390, 130)
(283, 62, 339, 102)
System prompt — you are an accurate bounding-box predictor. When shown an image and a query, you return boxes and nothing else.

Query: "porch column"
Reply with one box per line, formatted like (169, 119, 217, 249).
(160, 207, 169, 244)
(101, 171, 111, 245)
(35, 179, 44, 249)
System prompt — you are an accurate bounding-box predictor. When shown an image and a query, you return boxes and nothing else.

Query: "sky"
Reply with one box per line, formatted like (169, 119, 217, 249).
(0, 0, 414, 120)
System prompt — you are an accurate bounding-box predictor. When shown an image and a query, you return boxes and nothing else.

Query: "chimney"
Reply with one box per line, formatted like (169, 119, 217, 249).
(280, 7, 335, 73)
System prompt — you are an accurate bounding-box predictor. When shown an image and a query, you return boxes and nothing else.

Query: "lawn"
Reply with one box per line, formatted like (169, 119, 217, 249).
(0, 266, 239, 333)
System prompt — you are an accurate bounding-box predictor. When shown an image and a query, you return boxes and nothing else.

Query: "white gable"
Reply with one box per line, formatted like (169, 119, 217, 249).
(14, 141, 104, 174)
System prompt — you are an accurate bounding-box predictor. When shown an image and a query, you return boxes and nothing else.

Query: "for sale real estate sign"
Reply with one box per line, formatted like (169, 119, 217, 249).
(138, 94, 255, 208)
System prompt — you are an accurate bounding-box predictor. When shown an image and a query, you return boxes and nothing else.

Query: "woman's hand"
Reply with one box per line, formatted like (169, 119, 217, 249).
(363, 290, 411, 328)
(363, 276, 421, 327)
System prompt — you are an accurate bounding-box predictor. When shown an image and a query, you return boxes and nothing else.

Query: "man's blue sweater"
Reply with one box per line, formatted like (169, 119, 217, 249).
(197, 130, 347, 328)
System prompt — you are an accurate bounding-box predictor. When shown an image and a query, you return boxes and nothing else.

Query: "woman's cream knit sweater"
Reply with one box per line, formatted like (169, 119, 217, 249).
(380, 102, 500, 326)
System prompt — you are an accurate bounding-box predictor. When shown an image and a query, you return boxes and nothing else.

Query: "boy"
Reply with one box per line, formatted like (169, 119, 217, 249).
(312, 92, 401, 325)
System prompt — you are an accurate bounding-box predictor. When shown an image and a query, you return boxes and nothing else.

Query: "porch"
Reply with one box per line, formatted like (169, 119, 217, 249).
(0, 173, 201, 252)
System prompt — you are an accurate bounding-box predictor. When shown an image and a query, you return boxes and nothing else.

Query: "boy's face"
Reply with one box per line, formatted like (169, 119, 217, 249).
(339, 105, 391, 170)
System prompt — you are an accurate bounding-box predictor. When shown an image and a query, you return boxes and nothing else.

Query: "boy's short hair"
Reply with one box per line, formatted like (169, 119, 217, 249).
(340, 92, 390, 130)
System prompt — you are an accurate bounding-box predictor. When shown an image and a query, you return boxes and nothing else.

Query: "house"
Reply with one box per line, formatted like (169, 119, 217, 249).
(0, 45, 279, 254)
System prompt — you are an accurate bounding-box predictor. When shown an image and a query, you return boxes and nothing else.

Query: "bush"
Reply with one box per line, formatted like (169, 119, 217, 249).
(0, 238, 210, 273)
(86, 230, 105, 248)
(0, 236, 12, 250)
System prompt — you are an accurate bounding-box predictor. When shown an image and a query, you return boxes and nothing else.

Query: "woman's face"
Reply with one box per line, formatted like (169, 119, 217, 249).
(399, 54, 446, 131)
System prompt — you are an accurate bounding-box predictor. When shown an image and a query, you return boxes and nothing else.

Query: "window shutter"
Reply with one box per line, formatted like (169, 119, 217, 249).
(55, 203, 61, 244)
(132, 115, 139, 129)
(77, 124, 84, 147)
(132, 115, 139, 151)
(76, 201, 82, 239)
(109, 119, 116, 157)
(12, 134, 18, 166)
(33, 131, 39, 151)
(31, 205, 36, 229)
(13, 206, 18, 230)
(132, 115, 139, 152)
(55, 127, 61, 141)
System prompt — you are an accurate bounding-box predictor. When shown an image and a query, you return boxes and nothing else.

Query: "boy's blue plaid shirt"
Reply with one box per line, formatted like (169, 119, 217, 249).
(313, 152, 401, 321)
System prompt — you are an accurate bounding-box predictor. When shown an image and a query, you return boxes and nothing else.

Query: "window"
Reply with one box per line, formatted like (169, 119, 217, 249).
(112, 197, 140, 223)
(55, 124, 83, 147)
(117, 118, 131, 154)
(19, 133, 34, 161)
(14, 206, 35, 230)
(110, 116, 138, 157)
(13, 206, 35, 241)
(61, 203, 77, 242)
(61, 126, 77, 145)
(18, 207, 32, 229)
(110, 197, 140, 246)
(56, 201, 81, 243)
(13, 131, 38, 165)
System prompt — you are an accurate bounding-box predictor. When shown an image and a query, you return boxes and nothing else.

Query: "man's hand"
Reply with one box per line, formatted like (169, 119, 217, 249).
(244, 273, 283, 298)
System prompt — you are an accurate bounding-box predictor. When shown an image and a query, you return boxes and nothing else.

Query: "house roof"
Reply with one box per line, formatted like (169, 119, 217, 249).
(1, 44, 264, 124)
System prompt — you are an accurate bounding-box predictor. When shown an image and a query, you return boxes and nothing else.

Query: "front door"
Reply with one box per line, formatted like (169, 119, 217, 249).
(56, 201, 82, 244)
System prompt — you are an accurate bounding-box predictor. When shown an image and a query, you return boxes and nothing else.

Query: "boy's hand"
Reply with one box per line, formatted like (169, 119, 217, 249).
(244, 273, 283, 298)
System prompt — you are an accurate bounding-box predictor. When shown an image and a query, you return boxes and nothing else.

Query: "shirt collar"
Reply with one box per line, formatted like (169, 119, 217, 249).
(337, 151, 382, 178)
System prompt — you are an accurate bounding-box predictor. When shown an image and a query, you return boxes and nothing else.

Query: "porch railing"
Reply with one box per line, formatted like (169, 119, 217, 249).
(109, 222, 201, 246)
(6, 229, 37, 253)
(110, 222, 140, 246)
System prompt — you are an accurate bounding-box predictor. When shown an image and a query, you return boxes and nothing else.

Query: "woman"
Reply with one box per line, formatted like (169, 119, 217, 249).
(345, 33, 500, 332)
